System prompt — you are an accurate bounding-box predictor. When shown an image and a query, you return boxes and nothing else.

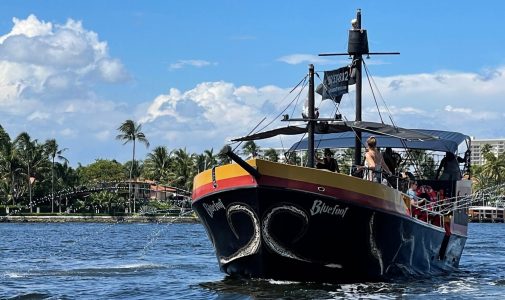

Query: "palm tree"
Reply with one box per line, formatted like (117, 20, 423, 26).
(203, 148, 217, 169)
(217, 145, 232, 165)
(480, 148, 505, 185)
(91, 190, 116, 214)
(0, 126, 23, 206)
(285, 151, 301, 166)
(144, 146, 172, 183)
(171, 148, 195, 191)
(481, 144, 493, 157)
(116, 120, 149, 213)
(14, 132, 35, 212)
(123, 160, 143, 180)
(263, 148, 279, 162)
(55, 161, 79, 210)
(339, 148, 355, 174)
(14, 133, 48, 212)
(44, 139, 68, 213)
(194, 153, 206, 174)
(398, 149, 436, 179)
(242, 141, 260, 159)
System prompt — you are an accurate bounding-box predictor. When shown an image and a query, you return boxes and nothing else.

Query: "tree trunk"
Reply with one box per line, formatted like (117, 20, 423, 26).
(52, 156, 55, 213)
(28, 164, 32, 213)
(10, 173, 15, 206)
(131, 139, 136, 213)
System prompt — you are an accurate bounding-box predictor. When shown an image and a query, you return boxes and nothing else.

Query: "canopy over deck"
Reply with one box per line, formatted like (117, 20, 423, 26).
(289, 129, 469, 153)
(231, 121, 469, 153)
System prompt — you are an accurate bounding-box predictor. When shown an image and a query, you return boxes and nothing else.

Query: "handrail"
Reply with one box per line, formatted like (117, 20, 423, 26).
(351, 164, 401, 188)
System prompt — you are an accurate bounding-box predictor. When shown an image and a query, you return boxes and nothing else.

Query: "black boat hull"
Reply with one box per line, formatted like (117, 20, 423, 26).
(193, 186, 466, 283)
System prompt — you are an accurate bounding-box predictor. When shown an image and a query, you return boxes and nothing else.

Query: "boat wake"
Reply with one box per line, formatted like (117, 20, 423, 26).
(2, 263, 166, 279)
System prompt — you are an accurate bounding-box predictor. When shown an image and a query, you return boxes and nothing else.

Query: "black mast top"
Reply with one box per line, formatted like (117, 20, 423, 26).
(318, 9, 399, 167)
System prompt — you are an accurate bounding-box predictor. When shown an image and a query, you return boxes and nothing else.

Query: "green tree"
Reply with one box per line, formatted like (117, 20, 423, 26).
(144, 146, 173, 183)
(0, 126, 23, 206)
(203, 148, 217, 169)
(480, 145, 505, 186)
(338, 148, 355, 175)
(44, 139, 68, 213)
(90, 190, 117, 214)
(171, 148, 195, 191)
(194, 153, 206, 173)
(55, 161, 79, 211)
(116, 119, 149, 213)
(472, 167, 490, 192)
(398, 149, 436, 179)
(14, 133, 49, 212)
(242, 141, 260, 159)
(217, 145, 233, 165)
(263, 148, 279, 162)
(285, 151, 301, 165)
(123, 160, 143, 180)
(77, 159, 125, 184)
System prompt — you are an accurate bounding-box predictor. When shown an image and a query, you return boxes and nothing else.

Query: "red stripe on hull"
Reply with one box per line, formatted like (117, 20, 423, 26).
(193, 173, 407, 217)
(192, 175, 256, 200)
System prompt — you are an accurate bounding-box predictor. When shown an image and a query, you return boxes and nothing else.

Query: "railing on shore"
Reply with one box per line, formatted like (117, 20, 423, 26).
(0, 213, 199, 223)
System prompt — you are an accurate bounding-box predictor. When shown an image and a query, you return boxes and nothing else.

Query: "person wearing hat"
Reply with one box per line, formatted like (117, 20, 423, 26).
(316, 148, 340, 172)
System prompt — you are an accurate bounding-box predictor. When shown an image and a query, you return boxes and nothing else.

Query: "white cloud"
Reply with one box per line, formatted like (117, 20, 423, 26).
(139, 65, 505, 155)
(277, 54, 332, 65)
(97, 58, 129, 82)
(0, 14, 129, 115)
(140, 81, 293, 151)
(0, 15, 52, 44)
(349, 67, 505, 137)
(27, 111, 50, 121)
(169, 59, 217, 70)
(444, 105, 472, 114)
(60, 128, 77, 137)
(0, 14, 133, 166)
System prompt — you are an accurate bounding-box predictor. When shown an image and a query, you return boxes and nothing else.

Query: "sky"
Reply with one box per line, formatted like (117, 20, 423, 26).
(0, 0, 504, 166)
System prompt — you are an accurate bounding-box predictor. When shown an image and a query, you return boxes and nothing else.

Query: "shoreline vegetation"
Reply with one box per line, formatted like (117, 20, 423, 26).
(0, 214, 199, 223)
(2, 120, 504, 220)
(1, 120, 212, 218)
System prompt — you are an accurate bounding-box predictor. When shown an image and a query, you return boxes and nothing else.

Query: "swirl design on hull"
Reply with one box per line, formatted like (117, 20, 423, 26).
(262, 205, 310, 262)
(219, 204, 261, 265)
(369, 212, 384, 275)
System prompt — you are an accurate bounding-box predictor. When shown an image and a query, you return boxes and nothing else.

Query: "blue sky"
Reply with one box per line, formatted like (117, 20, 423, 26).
(0, 0, 504, 166)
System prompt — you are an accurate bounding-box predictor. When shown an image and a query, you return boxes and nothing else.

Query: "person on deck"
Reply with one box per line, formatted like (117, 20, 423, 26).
(407, 181, 424, 206)
(316, 148, 340, 173)
(364, 136, 392, 183)
(436, 151, 464, 181)
(383, 147, 400, 175)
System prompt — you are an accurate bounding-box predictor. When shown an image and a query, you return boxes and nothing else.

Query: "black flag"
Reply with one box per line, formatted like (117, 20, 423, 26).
(317, 66, 352, 102)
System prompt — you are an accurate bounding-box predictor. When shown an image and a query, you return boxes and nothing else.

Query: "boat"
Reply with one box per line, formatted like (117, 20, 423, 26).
(192, 9, 472, 282)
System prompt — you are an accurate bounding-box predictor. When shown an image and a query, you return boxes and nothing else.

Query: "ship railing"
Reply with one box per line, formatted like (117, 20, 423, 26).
(351, 165, 406, 190)
(408, 197, 447, 228)
(425, 183, 505, 215)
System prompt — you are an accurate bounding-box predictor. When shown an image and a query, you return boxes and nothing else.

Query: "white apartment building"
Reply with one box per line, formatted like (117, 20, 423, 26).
(470, 138, 505, 166)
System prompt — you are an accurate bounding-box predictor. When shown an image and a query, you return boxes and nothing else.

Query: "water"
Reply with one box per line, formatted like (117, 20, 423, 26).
(1, 222, 504, 299)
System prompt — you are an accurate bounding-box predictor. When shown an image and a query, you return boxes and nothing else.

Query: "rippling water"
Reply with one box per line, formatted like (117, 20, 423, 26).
(1, 222, 504, 299)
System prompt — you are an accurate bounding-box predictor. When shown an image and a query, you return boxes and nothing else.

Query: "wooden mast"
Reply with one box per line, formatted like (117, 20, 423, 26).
(307, 64, 315, 168)
(353, 9, 363, 167)
(316, 9, 398, 169)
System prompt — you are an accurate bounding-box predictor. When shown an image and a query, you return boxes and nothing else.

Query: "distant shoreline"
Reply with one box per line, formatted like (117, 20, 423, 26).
(0, 215, 199, 223)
